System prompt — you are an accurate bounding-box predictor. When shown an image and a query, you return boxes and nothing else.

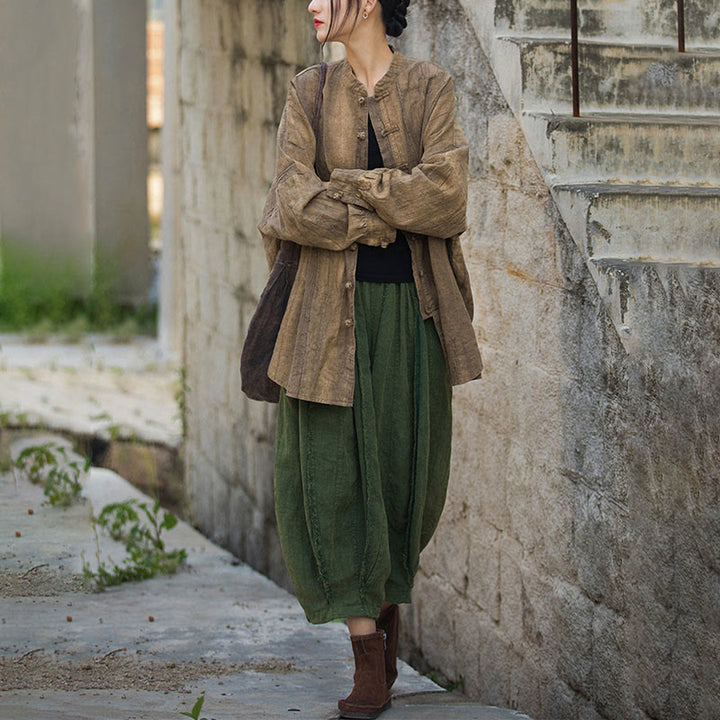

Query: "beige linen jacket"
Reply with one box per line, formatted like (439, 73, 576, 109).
(257, 49, 483, 407)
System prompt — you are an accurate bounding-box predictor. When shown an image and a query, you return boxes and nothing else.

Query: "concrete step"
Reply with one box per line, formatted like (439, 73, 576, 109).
(553, 183, 720, 263)
(495, 0, 718, 47)
(551, 182, 720, 354)
(524, 112, 720, 185)
(586, 257, 720, 355)
(501, 37, 720, 114)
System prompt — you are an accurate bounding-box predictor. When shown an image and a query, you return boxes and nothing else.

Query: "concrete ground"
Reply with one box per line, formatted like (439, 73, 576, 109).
(0, 338, 533, 720)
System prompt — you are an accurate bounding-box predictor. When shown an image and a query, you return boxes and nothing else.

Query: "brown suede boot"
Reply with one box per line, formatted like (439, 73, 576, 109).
(338, 631, 392, 719)
(376, 603, 399, 689)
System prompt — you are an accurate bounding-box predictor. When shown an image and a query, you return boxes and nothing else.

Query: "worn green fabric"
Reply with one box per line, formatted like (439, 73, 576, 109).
(273, 281, 452, 624)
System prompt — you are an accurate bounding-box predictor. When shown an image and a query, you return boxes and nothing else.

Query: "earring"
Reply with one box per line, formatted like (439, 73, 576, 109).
(362, 10, 368, 18)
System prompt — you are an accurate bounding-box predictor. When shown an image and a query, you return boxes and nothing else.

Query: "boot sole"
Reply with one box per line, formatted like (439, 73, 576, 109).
(338, 698, 392, 719)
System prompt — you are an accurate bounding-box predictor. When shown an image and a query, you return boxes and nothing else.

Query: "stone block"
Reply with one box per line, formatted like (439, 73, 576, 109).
(498, 534, 524, 648)
(466, 517, 501, 622)
(217, 278, 242, 346)
(476, 617, 513, 706)
(487, 113, 547, 195)
(183, 269, 202, 325)
(179, 47, 199, 105)
(178, 0, 203, 50)
(209, 476, 231, 548)
(250, 438, 276, 517)
(572, 483, 632, 609)
(244, 504, 269, 573)
(181, 166, 199, 217)
(412, 572, 460, 680)
(592, 604, 633, 719)
(502, 188, 560, 284)
(545, 679, 583, 720)
(508, 657, 544, 718)
(425, 495, 470, 596)
(452, 597, 483, 695)
(577, 702, 606, 720)
(184, 106, 207, 167)
(227, 482, 252, 560)
(198, 274, 219, 334)
(552, 579, 594, 698)
(212, 0, 234, 53)
(207, 53, 232, 108)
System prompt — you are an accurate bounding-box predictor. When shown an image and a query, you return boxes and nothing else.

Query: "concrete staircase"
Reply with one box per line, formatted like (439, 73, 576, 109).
(460, 0, 720, 354)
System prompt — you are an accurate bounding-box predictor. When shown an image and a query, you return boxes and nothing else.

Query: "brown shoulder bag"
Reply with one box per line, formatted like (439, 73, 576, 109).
(240, 62, 327, 403)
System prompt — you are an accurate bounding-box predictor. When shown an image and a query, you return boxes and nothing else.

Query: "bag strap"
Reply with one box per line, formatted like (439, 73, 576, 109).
(312, 62, 328, 179)
(281, 62, 328, 264)
(312, 62, 328, 139)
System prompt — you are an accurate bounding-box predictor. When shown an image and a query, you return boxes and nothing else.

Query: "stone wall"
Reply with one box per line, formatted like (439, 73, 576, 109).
(176, 1, 720, 718)
(175, 0, 317, 588)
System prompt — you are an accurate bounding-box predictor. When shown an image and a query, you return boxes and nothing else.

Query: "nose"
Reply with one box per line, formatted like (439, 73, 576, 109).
(307, 0, 318, 13)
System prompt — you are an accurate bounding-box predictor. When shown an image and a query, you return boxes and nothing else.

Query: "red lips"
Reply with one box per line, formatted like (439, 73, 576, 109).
(314, 19, 323, 27)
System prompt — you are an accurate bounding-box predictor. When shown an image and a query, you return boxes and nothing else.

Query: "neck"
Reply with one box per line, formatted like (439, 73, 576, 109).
(343, 36, 394, 97)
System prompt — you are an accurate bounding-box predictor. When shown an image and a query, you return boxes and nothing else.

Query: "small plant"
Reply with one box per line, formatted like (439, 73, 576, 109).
(82, 497, 187, 588)
(179, 694, 216, 720)
(13, 442, 90, 506)
(175, 366, 189, 439)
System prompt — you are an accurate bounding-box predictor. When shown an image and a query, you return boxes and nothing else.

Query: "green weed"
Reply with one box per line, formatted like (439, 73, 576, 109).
(175, 366, 189, 439)
(179, 694, 217, 720)
(13, 441, 90, 507)
(82, 497, 187, 588)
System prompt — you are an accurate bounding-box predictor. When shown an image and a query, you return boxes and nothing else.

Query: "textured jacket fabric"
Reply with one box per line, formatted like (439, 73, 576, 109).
(257, 49, 483, 407)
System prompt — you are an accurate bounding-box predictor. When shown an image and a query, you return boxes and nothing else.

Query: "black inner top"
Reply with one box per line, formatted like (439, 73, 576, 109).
(355, 115, 413, 283)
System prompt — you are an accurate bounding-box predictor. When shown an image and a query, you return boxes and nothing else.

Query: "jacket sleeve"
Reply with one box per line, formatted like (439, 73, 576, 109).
(257, 75, 396, 254)
(326, 73, 469, 239)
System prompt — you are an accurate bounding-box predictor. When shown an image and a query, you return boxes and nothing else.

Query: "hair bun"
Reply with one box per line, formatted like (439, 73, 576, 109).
(383, 0, 410, 37)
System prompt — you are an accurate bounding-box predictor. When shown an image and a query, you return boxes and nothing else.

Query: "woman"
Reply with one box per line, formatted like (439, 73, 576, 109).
(256, 0, 482, 717)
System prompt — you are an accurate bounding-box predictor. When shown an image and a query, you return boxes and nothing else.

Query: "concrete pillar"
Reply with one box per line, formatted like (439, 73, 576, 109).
(0, 0, 151, 307)
(159, 0, 182, 356)
(91, 0, 152, 303)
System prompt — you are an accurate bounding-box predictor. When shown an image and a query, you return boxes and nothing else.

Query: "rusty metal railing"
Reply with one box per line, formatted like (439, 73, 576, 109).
(677, 0, 686, 52)
(570, 0, 689, 116)
(570, 0, 580, 116)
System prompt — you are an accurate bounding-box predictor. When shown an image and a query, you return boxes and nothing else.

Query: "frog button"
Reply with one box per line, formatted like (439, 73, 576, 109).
(349, 242, 358, 251)
(344, 318, 354, 327)
(357, 131, 366, 140)
(345, 281, 354, 290)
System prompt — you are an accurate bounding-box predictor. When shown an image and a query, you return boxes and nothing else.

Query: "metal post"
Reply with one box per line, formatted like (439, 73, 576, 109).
(677, 0, 686, 52)
(570, 0, 580, 116)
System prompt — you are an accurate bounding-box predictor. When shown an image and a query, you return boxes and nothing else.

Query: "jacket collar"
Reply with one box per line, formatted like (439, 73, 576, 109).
(340, 46, 405, 97)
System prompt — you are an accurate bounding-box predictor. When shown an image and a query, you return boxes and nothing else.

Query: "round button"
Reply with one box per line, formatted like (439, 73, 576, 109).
(349, 243, 358, 251)
(358, 96, 366, 104)
(331, 191, 341, 200)
(345, 281, 354, 290)
(357, 131, 366, 140)
(344, 319, 354, 327)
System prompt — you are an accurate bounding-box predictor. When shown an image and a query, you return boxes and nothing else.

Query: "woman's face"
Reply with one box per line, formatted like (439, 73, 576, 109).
(308, 0, 361, 44)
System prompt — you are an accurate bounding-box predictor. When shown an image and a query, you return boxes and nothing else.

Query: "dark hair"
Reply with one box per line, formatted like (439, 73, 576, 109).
(320, 0, 410, 54)
(379, 0, 410, 37)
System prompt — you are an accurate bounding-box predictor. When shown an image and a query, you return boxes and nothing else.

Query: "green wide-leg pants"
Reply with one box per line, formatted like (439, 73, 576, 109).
(273, 281, 452, 624)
